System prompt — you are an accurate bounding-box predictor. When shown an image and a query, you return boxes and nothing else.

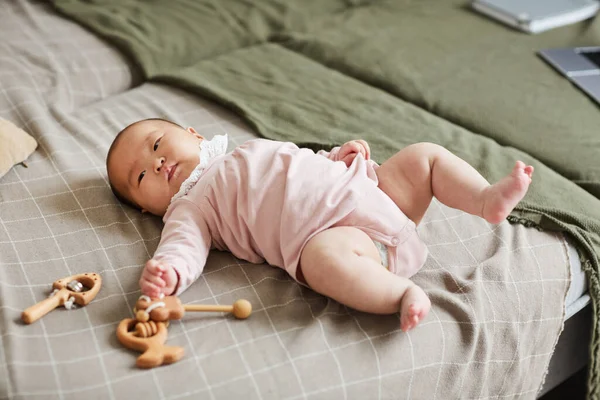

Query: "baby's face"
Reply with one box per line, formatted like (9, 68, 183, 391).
(107, 119, 203, 216)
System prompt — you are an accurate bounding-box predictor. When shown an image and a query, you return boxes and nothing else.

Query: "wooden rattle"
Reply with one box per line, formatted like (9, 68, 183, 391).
(134, 295, 252, 323)
(21, 273, 102, 324)
(184, 301, 253, 318)
(117, 295, 252, 369)
(116, 318, 184, 368)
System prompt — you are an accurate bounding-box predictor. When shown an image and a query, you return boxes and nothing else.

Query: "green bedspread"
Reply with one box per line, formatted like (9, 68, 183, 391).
(52, 0, 600, 397)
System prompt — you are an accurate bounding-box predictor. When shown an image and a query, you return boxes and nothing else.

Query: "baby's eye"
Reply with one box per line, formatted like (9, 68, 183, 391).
(138, 171, 146, 184)
(153, 137, 161, 151)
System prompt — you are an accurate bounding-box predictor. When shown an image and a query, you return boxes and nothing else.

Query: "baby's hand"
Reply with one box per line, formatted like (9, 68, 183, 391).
(139, 259, 178, 298)
(337, 140, 370, 167)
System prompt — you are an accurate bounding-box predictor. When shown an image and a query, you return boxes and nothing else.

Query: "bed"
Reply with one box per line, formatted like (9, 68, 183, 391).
(0, 1, 596, 399)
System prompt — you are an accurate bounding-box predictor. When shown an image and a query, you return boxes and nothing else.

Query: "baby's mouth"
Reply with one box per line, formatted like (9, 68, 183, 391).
(167, 164, 177, 182)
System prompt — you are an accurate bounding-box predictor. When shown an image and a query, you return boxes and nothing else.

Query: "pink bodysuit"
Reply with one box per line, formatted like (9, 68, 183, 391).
(153, 136, 428, 294)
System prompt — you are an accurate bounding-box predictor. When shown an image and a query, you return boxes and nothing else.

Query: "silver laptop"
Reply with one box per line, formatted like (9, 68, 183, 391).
(472, 0, 599, 33)
(539, 47, 600, 105)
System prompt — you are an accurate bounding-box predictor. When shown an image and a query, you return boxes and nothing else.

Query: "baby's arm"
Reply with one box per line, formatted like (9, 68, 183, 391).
(139, 199, 212, 298)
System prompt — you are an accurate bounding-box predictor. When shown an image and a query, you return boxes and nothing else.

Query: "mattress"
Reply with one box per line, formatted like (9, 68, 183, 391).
(537, 237, 592, 396)
(0, 1, 587, 399)
(565, 239, 589, 320)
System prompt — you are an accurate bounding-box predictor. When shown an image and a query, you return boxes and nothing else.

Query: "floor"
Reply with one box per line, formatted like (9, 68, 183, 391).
(540, 367, 587, 400)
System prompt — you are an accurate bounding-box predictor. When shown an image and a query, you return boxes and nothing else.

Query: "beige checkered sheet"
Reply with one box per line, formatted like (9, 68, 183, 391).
(0, 1, 571, 399)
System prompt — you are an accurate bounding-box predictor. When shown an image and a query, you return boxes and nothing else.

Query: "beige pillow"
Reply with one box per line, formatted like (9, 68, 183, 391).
(0, 119, 37, 179)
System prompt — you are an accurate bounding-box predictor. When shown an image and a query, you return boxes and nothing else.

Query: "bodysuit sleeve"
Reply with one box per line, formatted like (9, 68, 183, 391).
(153, 199, 212, 295)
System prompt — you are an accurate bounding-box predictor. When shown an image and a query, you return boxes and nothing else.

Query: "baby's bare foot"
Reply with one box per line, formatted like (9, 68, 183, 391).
(400, 285, 431, 332)
(482, 161, 534, 224)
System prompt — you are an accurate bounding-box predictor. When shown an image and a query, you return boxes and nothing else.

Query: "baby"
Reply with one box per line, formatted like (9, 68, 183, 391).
(107, 118, 533, 332)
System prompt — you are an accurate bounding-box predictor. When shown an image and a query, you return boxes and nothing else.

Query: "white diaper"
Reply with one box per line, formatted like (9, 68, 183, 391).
(373, 240, 390, 269)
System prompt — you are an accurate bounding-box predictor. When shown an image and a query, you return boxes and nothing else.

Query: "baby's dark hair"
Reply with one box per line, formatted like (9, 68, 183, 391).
(106, 118, 184, 210)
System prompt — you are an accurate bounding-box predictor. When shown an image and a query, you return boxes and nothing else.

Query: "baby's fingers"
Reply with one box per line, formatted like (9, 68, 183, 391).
(145, 259, 165, 274)
(141, 269, 166, 288)
(140, 279, 162, 298)
(336, 145, 352, 162)
(340, 153, 356, 167)
(356, 140, 370, 160)
(349, 140, 366, 159)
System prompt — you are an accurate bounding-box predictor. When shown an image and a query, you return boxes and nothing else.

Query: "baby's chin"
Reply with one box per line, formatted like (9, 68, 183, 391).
(174, 163, 195, 185)
(171, 167, 195, 194)
(148, 166, 195, 216)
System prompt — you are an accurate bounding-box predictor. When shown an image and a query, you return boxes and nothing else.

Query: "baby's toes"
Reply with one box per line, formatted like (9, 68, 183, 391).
(409, 304, 420, 317)
(513, 161, 526, 174)
(524, 165, 534, 178)
(400, 316, 412, 332)
(400, 306, 418, 331)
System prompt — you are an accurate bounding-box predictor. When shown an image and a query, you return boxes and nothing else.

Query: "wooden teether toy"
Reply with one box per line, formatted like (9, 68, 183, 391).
(134, 295, 185, 322)
(184, 300, 253, 319)
(118, 295, 253, 368)
(21, 273, 102, 324)
(116, 318, 184, 368)
(134, 295, 253, 323)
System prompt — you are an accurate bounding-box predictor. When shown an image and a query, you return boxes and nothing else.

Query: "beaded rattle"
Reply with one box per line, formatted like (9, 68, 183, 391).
(134, 295, 252, 322)
(21, 273, 102, 324)
(116, 295, 252, 368)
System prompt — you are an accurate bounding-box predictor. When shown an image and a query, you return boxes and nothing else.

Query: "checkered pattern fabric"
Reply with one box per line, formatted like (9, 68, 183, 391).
(0, 1, 570, 399)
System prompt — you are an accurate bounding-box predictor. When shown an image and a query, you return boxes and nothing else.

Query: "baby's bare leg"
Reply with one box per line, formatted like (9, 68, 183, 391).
(376, 143, 533, 225)
(299, 226, 430, 331)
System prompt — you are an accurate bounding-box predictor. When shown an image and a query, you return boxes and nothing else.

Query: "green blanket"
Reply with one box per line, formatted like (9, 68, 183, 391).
(53, 0, 600, 396)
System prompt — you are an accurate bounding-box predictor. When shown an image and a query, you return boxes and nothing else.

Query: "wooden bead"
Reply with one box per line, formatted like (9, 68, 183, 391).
(232, 299, 252, 319)
(135, 321, 159, 338)
(136, 309, 149, 322)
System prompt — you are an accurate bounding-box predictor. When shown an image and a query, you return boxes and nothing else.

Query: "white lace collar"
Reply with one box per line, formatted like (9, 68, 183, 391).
(170, 134, 228, 202)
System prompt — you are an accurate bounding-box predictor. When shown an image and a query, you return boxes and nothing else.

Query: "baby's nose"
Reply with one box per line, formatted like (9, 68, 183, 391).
(154, 157, 165, 172)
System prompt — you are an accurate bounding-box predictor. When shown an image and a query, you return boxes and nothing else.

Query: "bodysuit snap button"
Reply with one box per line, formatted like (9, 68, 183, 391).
(391, 237, 399, 245)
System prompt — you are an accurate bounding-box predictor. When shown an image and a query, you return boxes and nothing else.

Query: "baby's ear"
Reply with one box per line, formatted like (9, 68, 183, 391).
(186, 126, 204, 140)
